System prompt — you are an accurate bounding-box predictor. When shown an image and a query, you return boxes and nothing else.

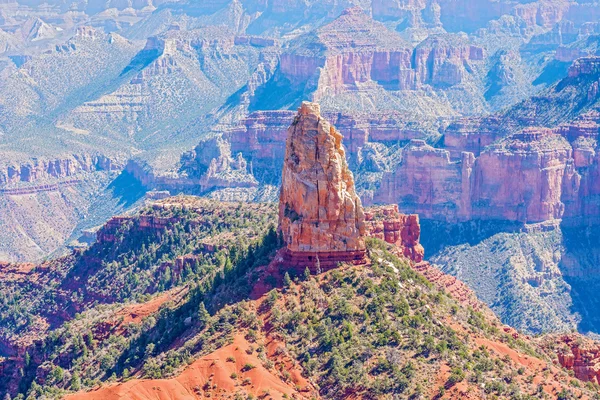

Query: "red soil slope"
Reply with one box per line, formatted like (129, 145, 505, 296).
(66, 335, 312, 400)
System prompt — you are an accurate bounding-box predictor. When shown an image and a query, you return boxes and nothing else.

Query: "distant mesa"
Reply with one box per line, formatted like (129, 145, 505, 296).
(75, 26, 97, 39)
(568, 56, 600, 78)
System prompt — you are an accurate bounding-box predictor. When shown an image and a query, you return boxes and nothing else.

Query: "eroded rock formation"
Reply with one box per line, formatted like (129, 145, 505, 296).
(364, 204, 424, 262)
(0, 154, 119, 186)
(375, 127, 598, 224)
(557, 335, 600, 383)
(278, 102, 366, 270)
(277, 7, 485, 101)
(281, 7, 416, 96)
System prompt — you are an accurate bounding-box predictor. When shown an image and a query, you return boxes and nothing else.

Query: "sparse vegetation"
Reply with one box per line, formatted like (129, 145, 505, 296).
(0, 202, 595, 399)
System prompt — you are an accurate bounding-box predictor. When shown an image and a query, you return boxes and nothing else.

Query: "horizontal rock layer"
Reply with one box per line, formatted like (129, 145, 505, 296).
(375, 120, 600, 224)
(0, 154, 119, 186)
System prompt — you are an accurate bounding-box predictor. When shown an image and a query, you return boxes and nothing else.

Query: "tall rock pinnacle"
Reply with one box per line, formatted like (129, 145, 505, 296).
(278, 102, 366, 269)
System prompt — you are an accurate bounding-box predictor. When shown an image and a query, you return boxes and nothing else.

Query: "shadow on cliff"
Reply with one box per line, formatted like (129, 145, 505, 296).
(419, 219, 524, 257)
(558, 223, 600, 334)
(106, 170, 148, 207)
(422, 219, 600, 334)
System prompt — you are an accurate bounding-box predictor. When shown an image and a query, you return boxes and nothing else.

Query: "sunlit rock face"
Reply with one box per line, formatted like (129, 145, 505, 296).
(278, 101, 366, 268)
(471, 128, 573, 223)
(375, 128, 575, 224)
(364, 204, 425, 263)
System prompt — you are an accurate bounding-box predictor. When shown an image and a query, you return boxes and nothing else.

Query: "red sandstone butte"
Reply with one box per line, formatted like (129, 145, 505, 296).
(278, 101, 367, 270)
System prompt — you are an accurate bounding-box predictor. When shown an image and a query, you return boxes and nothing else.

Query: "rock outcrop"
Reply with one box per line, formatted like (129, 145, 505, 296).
(0, 154, 119, 186)
(557, 335, 600, 383)
(375, 139, 472, 221)
(364, 204, 424, 262)
(195, 137, 258, 193)
(568, 56, 600, 78)
(278, 102, 367, 270)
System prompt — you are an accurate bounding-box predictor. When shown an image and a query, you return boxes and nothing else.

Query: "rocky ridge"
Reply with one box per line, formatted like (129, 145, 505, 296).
(555, 334, 600, 384)
(1, 190, 597, 399)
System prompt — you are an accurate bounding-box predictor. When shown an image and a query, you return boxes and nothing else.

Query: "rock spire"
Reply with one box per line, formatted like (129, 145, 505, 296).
(278, 102, 366, 270)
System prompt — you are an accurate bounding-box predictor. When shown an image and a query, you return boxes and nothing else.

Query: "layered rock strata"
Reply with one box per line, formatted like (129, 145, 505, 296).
(281, 7, 416, 95)
(557, 335, 600, 383)
(374, 139, 473, 221)
(0, 154, 118, 186)
(364, 204, 424, 262)
(278, 7, 484, 98)
(443, 116, 510, 158)
(471, 128, 572, 223)
(375, 128, 578, 223)
(413, 34, 484, 87)
(278, 102, 367, 271)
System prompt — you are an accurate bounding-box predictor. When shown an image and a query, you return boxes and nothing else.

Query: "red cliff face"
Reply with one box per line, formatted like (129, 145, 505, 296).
(375, 128, 578, 223)
(287, 7, 416, 96)
(471, 128, 572, 223)
(375, 139, 472, 221)
(364, 204, 424, 263)
(557, 335, 600, 384)
(513, 1, 569, 29)
(226, 110, 293, 175)
(443, 116, 508, 158)
(568, 56, 600, 79)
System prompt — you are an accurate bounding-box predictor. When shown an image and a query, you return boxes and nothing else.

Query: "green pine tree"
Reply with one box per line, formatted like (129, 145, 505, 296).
(198, 302, 210, 324)
(283, 272, 292, 288)
(303, 267, 311, 281)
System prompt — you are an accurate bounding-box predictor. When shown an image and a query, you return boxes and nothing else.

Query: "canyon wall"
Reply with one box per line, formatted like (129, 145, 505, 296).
(375, 120, 600, 225)
(374, 139, 471, 221)
(278, 7, 484, 99)
(0, 154, 119, 186)
(225, 109, 435, 181)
